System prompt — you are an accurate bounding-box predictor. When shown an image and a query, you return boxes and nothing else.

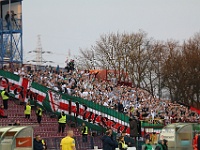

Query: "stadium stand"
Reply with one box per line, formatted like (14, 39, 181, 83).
(0, 99, 99, 150)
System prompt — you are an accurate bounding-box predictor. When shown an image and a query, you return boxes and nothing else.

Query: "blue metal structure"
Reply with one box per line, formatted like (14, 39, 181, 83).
(0, 0, 23, 67)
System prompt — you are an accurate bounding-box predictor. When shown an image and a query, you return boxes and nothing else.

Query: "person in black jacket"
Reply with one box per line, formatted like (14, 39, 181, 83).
(129, 116, 139, 147)
(121, 131, 134, 147)
(33, 135, 44, 150)
(4, 11, 10, 30)
(118, 101, 124, 113)
(102, 131, 118, 150)
(108, 128, 117, 150)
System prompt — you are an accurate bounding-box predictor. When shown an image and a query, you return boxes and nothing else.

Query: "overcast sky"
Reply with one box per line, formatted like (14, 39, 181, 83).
(23, 0, 200, 67)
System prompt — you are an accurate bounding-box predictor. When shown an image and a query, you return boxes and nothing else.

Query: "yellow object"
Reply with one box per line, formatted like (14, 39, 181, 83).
(150, 133, 158, 145)
(58, 115, 67, 123)
(82, 126, 88, 134)
(24, 105, 31, 115)
(36, 108, 42, 116)
(119, 141, 128, 149)
(1, 91, 9, 100)
(60, 136, 75, 150)
(131, 107, 134, 113)
(41, 139, 45, 145)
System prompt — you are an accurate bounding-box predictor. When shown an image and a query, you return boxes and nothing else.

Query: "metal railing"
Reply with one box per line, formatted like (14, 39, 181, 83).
(0, 18, 22, 31)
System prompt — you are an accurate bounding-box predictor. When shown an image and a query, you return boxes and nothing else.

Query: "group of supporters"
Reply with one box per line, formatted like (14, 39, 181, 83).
(3, 65, 200, 126)
(101, 128, 168, 150)
(1, 65, 200, 150)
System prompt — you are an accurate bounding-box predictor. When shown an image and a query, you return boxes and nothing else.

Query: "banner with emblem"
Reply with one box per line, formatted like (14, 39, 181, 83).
(0, 70, 130, 134)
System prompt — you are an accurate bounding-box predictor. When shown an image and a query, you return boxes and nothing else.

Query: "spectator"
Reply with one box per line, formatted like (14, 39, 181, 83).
(193, 133, 198, 150)
(155, 140, 164, 150)
(143, 139, 153, 150)
(107, 128, 115, 147)
(0, 105, 7, 118)
(13, 120, 20, 126)
(4, 11, 10, 30)
(162, 139, 168, 150)
(121, 131, 134, 147)
(118, 101, 124, 113)
(3, 65, 200, 126)
(102, 131, 118, 150)
(118, 136, 128, 150)
(129, 116, 139, 138)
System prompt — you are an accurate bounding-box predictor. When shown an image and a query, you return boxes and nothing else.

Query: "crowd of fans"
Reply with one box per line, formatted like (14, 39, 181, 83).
(2, 63, 200, 125)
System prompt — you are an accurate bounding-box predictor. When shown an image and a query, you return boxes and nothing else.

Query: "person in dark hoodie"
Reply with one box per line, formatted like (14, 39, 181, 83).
(129, 116, 139, 147)
(102, 130, 118, 150)
(108, 128, 118, 150)
(33, 135, 44, 150)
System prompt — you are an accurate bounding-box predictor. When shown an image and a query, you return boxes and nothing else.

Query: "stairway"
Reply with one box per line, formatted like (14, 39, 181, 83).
(0, 99, 100, 150)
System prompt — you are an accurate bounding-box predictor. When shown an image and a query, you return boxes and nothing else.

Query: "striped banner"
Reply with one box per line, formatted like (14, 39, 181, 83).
(0, 70, 130, 133)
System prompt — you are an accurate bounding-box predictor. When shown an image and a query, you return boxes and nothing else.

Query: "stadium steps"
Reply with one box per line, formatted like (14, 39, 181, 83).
(0, 100, 102, 149)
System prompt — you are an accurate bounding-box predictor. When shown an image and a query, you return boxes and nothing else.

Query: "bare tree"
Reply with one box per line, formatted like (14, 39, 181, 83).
(77, 31, 200, 109)
(75, 48, 95, 70)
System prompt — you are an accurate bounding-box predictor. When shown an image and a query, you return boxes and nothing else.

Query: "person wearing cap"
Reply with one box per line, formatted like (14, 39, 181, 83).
(58, 111, 67, 134)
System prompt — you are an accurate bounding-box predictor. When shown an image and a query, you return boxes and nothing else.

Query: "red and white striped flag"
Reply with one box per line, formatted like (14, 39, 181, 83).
(48, 90, 60, 112)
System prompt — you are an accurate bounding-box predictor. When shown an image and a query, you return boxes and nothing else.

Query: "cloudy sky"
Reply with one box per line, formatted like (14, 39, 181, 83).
(22, 0, 200, 67)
